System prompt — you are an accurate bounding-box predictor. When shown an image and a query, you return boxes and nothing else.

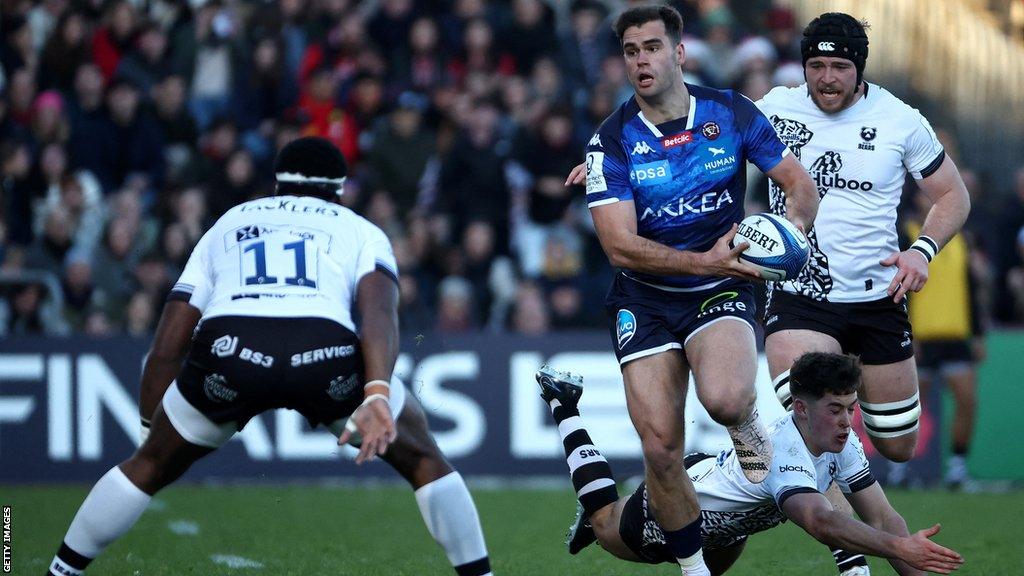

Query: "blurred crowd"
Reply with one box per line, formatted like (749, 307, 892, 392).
(1, 0, 1023, 337)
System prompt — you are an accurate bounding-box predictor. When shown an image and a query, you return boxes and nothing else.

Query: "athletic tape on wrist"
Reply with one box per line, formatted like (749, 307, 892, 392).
(909, 236, 937, 263)
(364, 379, 390, 391)
(343, 394, 391, 435)
(362, 393, 390, 406)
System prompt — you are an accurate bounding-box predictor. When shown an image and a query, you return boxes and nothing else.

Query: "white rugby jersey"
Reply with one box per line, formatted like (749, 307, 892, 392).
(170, 195, 398, 332)
(757, 83, 945, 302)
(690, 415, 874, 545)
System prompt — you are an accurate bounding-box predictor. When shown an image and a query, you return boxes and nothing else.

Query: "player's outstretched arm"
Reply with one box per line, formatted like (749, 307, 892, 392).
(590, 201, 763, 280)
(765, 154, 818, 233)
(881, 155, 970, 302)
(139, 301, 202, 438)
(845, 481, 964, 575)
(340, 270, 400, 463)
(783, 490, 963, 574)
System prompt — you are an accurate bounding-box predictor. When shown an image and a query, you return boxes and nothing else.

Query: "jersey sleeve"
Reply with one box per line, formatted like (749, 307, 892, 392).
(168, 228, 216, 312)
(584, 129, 632, 208)
(903, 111, 945, 180)
(764, 437, 820, 507)
(833, 430, 876, 493)
(735, 92, 789, 174)
(355, 222, 398, 286)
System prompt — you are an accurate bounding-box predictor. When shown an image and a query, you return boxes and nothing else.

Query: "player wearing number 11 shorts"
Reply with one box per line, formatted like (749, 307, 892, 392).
(46, 137, 493, 576)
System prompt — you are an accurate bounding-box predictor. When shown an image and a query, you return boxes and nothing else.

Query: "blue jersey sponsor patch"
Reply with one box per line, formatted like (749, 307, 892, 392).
(629, 160, 672, 186)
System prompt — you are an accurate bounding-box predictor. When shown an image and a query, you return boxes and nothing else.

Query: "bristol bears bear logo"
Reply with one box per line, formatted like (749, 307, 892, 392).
(769, 116, 813, 158)
(860, 126, 877, 141)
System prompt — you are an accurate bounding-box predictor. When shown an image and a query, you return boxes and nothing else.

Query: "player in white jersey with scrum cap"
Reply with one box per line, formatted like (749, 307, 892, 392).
(46, 137, 493, 576)
(536, 353, 964, 575)
(756, 13, 971, 576)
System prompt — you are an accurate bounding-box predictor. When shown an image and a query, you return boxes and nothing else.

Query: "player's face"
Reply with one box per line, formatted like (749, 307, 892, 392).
(805, 56, 860, 114)
(621, 20, 684, 101)
(805, 392, 857, 454)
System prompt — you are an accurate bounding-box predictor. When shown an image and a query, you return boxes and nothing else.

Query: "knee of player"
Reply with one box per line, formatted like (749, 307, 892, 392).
(120, 454, 163, 491)
(640, 439, 683, 472)
(704, 400, 751, 428)
(875, 436, 917, 462)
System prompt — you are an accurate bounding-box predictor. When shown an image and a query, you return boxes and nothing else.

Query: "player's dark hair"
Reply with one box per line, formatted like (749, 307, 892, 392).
(790, 352, 861, 400)
(613, 5, 684, 45)
(801, 12, 869, 84)
(273, 136, 348, 201)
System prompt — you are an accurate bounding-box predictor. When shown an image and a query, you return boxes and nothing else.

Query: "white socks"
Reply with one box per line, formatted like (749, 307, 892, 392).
(51, 467, 150, 575)
(678, 549, 712, 576)
(414, 471, 492, 576)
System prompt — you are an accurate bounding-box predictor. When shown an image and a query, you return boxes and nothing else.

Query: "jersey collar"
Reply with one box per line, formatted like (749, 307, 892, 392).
(637, 94, 697, 137)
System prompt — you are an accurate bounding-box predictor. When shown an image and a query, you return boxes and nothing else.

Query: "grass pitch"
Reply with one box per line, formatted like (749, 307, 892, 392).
(7, 483, 1018, 575)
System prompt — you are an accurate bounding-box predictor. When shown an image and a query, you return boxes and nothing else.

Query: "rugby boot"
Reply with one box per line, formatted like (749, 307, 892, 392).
(566, 502, 596, 555)
(535, 365, 583, 410)
(728, 408, 772, 483)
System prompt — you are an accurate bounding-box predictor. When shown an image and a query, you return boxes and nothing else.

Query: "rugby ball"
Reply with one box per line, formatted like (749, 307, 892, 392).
(732, 213, 809, 281)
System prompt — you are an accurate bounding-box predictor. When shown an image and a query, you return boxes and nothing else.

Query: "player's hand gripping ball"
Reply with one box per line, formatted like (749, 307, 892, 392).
(731, 213, 809, 281)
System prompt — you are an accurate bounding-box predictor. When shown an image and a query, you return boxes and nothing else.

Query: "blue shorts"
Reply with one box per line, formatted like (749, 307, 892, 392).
(604, 273, 757, 365)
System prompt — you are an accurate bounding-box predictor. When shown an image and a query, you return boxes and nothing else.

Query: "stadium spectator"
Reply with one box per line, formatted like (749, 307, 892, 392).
(514, 107, 581, 278)
(90, 1, 137, 82)
(39, 11, 91, 93)
(435, 274, 476, 333)
(394, 16, 452, 92)
(510, 280, 550, 334)
(172, 1, 246, 131)
(1, 139, 35, 258)
(435, 98, 514, 254)
(116, 22, 172, 97)
(560, 0, 615, 96)
(3, 282, 46, 335)
(367, 0, 420, 73)
(61, 250, 96, 330)
(364, 91, 435, 216)
(25, 205, 75, 278)
(1, 16, 36, 79)
(503, 0, 560, 73)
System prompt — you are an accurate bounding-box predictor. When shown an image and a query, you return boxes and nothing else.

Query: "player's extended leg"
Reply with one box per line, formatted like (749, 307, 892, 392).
(942, 364, 978, 488)
(621, 350, 710, 575)
(686, 320, 769, 483)
(378, 393, 493, 576)
(534, 366, 642, 561)
(534, 366, 619, 555)
(47, 390, 223, 576)
(765, 329, 843, 409)
(859, 358, 920, 462)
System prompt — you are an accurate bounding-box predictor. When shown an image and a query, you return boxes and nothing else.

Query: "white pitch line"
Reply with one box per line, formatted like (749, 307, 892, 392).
(211, 554, 264, 570)
(167, 520, 200, 536)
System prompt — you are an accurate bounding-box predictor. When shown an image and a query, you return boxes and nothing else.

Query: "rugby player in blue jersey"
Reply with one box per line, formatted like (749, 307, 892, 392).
(566, 6, 818, 575)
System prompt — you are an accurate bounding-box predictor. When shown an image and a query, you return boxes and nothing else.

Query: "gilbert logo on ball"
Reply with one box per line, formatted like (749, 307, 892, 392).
(732, 213, 810, 281)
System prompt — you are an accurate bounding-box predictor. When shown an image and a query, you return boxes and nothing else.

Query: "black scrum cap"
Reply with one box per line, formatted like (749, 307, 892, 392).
(801, 13, 869, 84)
